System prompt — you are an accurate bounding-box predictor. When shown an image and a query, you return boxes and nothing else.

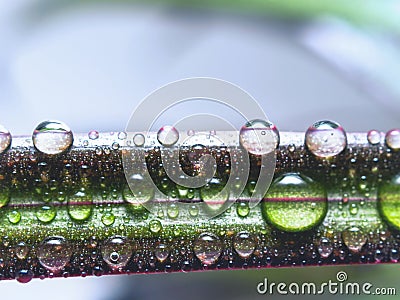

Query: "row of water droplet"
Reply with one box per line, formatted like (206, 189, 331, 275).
(0, 119, 399, 156)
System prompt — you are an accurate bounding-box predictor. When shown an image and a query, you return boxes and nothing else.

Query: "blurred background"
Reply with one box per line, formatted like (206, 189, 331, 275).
(0, 0, 399, 299)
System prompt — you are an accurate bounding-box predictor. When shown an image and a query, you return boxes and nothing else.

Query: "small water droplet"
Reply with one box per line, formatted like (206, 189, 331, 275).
(7, 210, 21, 224)
(36, 205, 56, 223)
(149, 220, 162, 233)
(133, 133, 145, 147)
(15, 242, 29, 260)
(239, 119, 279, 155)
(167, 204, 179, 219)
(193, 233, 222, 265)
(118, 132, 127, 140)
(88, 130, 99, 140)
(374, 249, 384, 262)
(95, 146, 103, 155)
(385, 129, 400, 150)
(189, 205, 199, 217)
(342, 227, 366, 252)
(101, 236, 132, 269)
(0, 125, 11, 154)
(68, 189, 93, 221)
(349, 203, 358, 215)
(101, 212, 115, 226)
(157, 126, 179, 147)
(155, 243, 169, 263)
(32, 120, 73, 155)
(111, 142, 120, 150)
(305, 120, 347, 158)
(262, 173, 327, 232)
(367, 130, 381, 145)
(318, 237, 333, 258)
(38, 237, 72, 273)
(233, 232, 256, 259)
(236, 202, 250, 217)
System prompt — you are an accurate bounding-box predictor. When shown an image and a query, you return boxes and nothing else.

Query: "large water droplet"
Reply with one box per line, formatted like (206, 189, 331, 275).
(200, 177, 229, 210)
(239, 119, 279, 155)
(385, 129, 400, 150)
(101, 236, 132, 269)
(0, 188, 10, 208)
(193, 233, 223, 265)
(36, 205, 57, 223)
(342, 227, 366, 252)
(262, 173, 327, 232)
(0, 125, 11, 154)
(318, 237, 333, 258)
(32, 120, 73, 155)
(16, 269, 34, 284)
(305, 120, 347, 158)
(233, 232, 256, 259)
(68, 189, 93, 221)
(378, 174, 400, 229)
(157, 125, 179, 147)
(38, 237, 72, 273)
(123, 174, 155, 205)
(7, 210, 21, 224)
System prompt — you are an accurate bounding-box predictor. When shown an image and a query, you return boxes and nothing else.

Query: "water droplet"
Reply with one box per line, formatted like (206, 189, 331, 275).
(111, 142, 120, 150)
(101, 212, 115, 226)
(36, 205, 56, 223)
(305, 120, 347, 158)
(15, 242, 29, 260)
(0, 124, 11, 154)
(167, 204, 179, 219)
(200, 177, 229, 210)
(123, 175, 154, 205)
(385, 129, 400, 150)
(7, 210, 21, 224)
(189, 205, 199, 217)
(133, 133, 145, 147)
(374, 249, 384, 262)
(342, 227, 366, 252)
(262, 173, 327, 232)
(88, 130, 99, 140)
(32, 120, 73, 155)
(101, 236, 132, 269)
(239, 119, 279, 155)
(0, 188, 10, 208)
(118, 132, 127, 140)
(236, 201, 250, 217)
(38, 237, 72, 273)
(378, 174, 400, 229)
(155, 243, 169, 263)
(349, 203, 358, 215)
(367, 130, 381, 145)
(233, 232, 256, 259)
(193, 233, 222, 265)
(149, 220, 162, 233)
(16, 269, 33, 283)
(318, 237, 333, 258)
(68, 189, 92, 221)
(157, 126, 179, 147)
(95, 146, 103, 155)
